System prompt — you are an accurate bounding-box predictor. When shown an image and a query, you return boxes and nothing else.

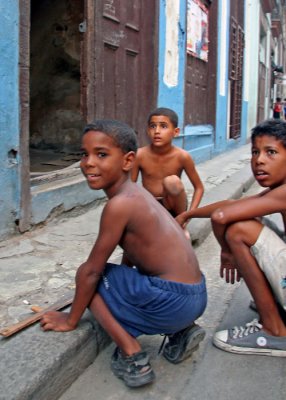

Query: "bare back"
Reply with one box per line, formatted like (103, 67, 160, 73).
(101, 181, 201, 284)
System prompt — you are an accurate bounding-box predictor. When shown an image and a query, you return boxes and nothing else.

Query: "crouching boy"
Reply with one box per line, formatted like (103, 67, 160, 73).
(40, 119, 207, 387)
(177, 119, 286, 357)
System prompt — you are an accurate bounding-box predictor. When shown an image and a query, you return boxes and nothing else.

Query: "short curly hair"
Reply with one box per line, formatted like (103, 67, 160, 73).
(251, 119, 286, 148)
(83, 119, 138, 153)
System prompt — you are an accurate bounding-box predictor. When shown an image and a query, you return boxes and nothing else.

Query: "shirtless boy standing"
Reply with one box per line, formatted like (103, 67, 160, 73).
(40, 119, 207, 387)
(177, 119, 286, 357)
(131, 107, 204, 218)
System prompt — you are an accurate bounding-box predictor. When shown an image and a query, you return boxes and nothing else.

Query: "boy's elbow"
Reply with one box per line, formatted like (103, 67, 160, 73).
(211, 208, 227, 225)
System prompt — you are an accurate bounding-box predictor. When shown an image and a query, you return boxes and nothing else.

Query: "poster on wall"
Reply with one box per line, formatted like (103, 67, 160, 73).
(187, 0, 209, 62)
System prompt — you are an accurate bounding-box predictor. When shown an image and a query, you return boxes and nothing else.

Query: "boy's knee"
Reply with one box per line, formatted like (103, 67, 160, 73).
(163, 175, 184, 196)
(225, 220, 261, 247)
(225, 222, 246, 244)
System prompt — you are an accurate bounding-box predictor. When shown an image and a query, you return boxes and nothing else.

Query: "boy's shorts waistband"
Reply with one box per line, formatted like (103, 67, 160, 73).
(148, 273, 206, 295)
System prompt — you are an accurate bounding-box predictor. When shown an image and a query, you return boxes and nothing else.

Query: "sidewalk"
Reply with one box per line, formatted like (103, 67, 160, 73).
(0, 144, 254, 400)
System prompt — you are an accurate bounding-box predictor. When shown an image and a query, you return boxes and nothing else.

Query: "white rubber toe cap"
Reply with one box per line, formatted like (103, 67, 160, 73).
(214, 329, 228, 343)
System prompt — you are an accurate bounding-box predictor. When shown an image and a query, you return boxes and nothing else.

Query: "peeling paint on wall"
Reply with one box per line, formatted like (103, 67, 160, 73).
(164, 0, 180, 87)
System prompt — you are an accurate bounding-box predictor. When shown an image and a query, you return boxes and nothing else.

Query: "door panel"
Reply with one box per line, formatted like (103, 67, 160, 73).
(89, 0, 156, 145)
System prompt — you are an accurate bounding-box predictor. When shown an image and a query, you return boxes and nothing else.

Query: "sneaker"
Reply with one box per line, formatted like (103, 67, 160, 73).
(110, 347, 155, 387)
(213, 318, 286, 357)
(163, 323, 206, 364)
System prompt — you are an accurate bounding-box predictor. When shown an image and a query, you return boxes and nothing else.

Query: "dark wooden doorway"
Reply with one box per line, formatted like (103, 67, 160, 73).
(86, 0, 157, 145)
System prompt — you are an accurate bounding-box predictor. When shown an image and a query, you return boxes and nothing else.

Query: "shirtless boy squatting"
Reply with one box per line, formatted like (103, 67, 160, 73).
(177, 119, 286, 357)
(40, 119, 207, 387)
(131, 107, 204, 223)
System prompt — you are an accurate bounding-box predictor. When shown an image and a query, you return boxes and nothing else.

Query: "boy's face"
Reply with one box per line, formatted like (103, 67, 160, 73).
(80, 130, 133, 195)
(251, 135, 286, 189)
(147, 115, 179, 147)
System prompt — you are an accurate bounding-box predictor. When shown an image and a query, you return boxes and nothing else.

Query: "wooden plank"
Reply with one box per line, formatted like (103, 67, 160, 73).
(0, 292, 74, 338)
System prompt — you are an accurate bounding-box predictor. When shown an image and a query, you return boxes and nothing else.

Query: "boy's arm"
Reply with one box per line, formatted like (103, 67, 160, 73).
(176, 188, 270, 227)
(183, 153, 204, 210)
(40, 200, 129, 332)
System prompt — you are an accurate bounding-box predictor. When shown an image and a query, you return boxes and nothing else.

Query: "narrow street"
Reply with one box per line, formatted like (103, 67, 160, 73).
(59, 219, 286, 400)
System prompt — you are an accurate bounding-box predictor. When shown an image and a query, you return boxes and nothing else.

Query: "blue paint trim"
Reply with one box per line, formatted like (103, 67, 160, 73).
(157, 0, 186, 130)
(0, 0, 20, 237)
(215, 0, 230, 152)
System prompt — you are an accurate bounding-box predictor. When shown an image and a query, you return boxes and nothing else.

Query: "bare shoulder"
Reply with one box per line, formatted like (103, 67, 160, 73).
(137, 145, 150, 158)
(174, 147, 195, 165)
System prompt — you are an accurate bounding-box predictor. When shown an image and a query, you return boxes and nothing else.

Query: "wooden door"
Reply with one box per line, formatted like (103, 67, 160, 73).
(184, 0, 217, 127)
(86, 0, 157, 145)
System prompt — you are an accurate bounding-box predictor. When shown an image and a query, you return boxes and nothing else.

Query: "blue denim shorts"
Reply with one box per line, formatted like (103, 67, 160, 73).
(97, 263, 207, 337)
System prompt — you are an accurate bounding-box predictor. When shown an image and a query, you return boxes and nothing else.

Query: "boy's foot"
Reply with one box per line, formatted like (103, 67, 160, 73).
(163, 323, 206, 364)
(213, 318, 286, 357)
(111, 347, 155, 388)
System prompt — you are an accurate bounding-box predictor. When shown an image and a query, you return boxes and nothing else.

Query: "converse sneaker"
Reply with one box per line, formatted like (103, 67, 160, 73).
(163, 323, 206, 364)
(213, 318, 286, 357)
(111, 347, 155, 387)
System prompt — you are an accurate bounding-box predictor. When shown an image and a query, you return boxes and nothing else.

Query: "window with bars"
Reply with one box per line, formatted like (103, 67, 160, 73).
(229, 17, 245, 139)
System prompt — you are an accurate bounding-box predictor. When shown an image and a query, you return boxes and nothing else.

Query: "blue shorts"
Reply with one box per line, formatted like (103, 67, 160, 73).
(97, 263, 207, 337)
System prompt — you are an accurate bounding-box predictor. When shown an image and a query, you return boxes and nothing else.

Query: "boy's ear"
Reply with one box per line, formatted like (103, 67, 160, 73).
(123, 151, 136, 171)
(174, 127, 180, 137)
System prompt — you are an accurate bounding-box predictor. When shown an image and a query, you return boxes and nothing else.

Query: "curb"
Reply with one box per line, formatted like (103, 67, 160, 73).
(0, 312, 111, 400)
(0, 165, 255, 400)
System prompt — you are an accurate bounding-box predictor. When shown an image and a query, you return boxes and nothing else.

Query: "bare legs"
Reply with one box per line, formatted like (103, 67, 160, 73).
(162, 175, 187, 216)
(224, 220, 286, 336)
(89, 293, 141, 356)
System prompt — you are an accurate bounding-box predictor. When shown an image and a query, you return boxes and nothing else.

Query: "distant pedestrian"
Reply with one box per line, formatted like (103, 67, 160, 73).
(131, 107, 204, 231)
(177, 118, 286, 357)
(40, 119, 207, 387)
(283, 98, 286, 120)
(273, 97, 283, 119)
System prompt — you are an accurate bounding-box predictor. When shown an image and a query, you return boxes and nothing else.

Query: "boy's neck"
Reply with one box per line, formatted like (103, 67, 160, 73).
(150, 143, 174, 154)
(104, 175, 130, 199)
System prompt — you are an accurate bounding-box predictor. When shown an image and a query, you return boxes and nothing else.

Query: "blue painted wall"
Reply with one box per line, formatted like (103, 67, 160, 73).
(157, 0, 187, 130)
(0, 1, 20, 237)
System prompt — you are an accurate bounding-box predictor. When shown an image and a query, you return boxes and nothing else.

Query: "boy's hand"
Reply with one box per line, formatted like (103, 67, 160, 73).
(220, 251, 241, 284)
(40, 311, 76, 332)
(175, 211, 190, 228)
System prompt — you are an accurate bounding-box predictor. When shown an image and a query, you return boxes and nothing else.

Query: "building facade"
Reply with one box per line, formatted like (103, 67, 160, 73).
(0, 0, 285, 239)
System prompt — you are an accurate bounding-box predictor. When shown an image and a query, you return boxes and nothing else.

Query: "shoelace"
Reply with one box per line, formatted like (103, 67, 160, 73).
(232, 318, 262, 339)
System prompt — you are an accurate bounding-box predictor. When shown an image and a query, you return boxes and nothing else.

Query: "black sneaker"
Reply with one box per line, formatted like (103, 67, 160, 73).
(163, 323, 206, 364)
(111, 347, 155, 388)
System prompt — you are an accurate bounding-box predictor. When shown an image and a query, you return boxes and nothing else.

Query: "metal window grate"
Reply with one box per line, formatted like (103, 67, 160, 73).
(229, 17, 244, 139)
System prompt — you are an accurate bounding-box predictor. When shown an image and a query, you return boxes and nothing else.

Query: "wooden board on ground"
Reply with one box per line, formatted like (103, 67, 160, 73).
(0, 291, 74, 338)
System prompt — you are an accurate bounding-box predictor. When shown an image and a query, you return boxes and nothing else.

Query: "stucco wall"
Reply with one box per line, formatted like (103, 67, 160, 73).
(214, 0, 230, 151)
(0, 1, 20, 238)
(244, 0, 259, 137)
(157, 0, 186, 129)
